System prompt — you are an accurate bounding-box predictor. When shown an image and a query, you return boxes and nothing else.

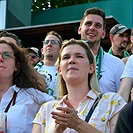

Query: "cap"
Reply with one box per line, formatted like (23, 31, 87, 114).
(110, 24, 131, 35)
(27, 47, 39, 54)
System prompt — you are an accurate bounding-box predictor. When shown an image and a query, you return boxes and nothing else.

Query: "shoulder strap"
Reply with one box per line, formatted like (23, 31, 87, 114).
(85, 94, 103, 123)
(4, 91, 18, 113)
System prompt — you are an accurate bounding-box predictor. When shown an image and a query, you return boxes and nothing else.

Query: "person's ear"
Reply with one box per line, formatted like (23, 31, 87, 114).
(109, 34, 114, 42)
(14, 67, 17, 71)
(14, 63, 18, 71)
(58, 66, 62, 75)
(41, 48, 44, 55)
(78, 26, 81, 35)
(101, 29, 106, 39)
(88, 64, 95, 74)
(130, 35, 133, 43)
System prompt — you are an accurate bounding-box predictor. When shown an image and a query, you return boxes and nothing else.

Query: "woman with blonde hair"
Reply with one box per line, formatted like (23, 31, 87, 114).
(32, 39, 126, 133)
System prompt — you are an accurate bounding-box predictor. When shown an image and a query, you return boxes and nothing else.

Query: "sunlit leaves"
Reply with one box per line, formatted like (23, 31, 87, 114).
(32, 0, 102, 11)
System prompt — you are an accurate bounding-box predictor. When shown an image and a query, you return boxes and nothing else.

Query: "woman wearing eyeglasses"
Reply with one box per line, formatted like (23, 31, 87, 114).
(0, 40, 54, 133)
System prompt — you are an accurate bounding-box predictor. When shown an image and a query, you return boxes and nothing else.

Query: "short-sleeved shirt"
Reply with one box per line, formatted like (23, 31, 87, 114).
(98, 52, 124, 93)
(33, 90, 126, 133)
(35, 61, 58, 97)
(121, 55, 133, 79)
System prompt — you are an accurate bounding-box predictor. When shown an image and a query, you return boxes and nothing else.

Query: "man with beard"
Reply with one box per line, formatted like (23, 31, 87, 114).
(24, 47, 41, 67)
(108, 24, 131, 59)
(78, 7, 124, 93)
(35, 31, 62, 98)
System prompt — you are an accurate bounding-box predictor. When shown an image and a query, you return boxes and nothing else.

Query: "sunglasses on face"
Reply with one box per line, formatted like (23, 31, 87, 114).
(0, 51, 14, 59)
(26, 54, 38, 59)
(42, 40, 60, 46)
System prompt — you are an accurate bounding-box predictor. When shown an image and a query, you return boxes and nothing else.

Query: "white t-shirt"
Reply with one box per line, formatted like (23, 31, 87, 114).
(98, 52, 124, 93)
(35, 61, 58, 97)
(121, 55, 133, 78)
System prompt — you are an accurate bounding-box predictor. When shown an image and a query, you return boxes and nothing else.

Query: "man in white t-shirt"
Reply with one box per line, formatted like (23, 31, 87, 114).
(118, 28, 133, 102)
(78, 7, 124, 93)
(35, 31, 62, 97)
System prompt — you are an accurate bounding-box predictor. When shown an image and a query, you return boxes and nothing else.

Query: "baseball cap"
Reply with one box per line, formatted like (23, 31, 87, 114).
(110, 24, 131, 35)
(27, 47, 39, 54)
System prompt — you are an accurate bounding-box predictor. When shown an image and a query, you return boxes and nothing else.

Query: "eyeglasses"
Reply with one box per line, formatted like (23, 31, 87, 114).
(0, 51, 14, 59)
(42, 40, 60, 46)
(26, 54, 38, 59)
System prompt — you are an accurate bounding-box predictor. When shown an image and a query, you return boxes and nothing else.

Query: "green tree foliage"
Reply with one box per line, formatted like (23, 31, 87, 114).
(32, 0, 102, 11)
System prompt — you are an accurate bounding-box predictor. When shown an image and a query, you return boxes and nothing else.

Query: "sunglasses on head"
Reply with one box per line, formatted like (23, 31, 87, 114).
(0, 51, 14, 59)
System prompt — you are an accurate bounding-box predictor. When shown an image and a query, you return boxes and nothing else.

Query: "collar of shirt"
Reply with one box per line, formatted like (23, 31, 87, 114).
(108, 47, 130, 58)
(58, 90, 98, 106)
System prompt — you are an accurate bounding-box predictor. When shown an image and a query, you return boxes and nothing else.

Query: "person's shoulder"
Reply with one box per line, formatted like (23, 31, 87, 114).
(104, 52, 121, 61)
(103, 52, 124, 68)
(103, 92, 122, 97)
(98, 92, 127, 112)
(25, 88, 55, 103)
(127, 55, 133, 62)
(101, 92, 126, 103)
(103, 52, 124, 65)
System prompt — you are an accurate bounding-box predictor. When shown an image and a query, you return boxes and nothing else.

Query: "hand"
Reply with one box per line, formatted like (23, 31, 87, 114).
(51, 99, 82, 132)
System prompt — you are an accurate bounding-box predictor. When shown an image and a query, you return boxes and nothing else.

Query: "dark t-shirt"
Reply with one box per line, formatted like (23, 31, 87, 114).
(114, 101, 133, 133)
